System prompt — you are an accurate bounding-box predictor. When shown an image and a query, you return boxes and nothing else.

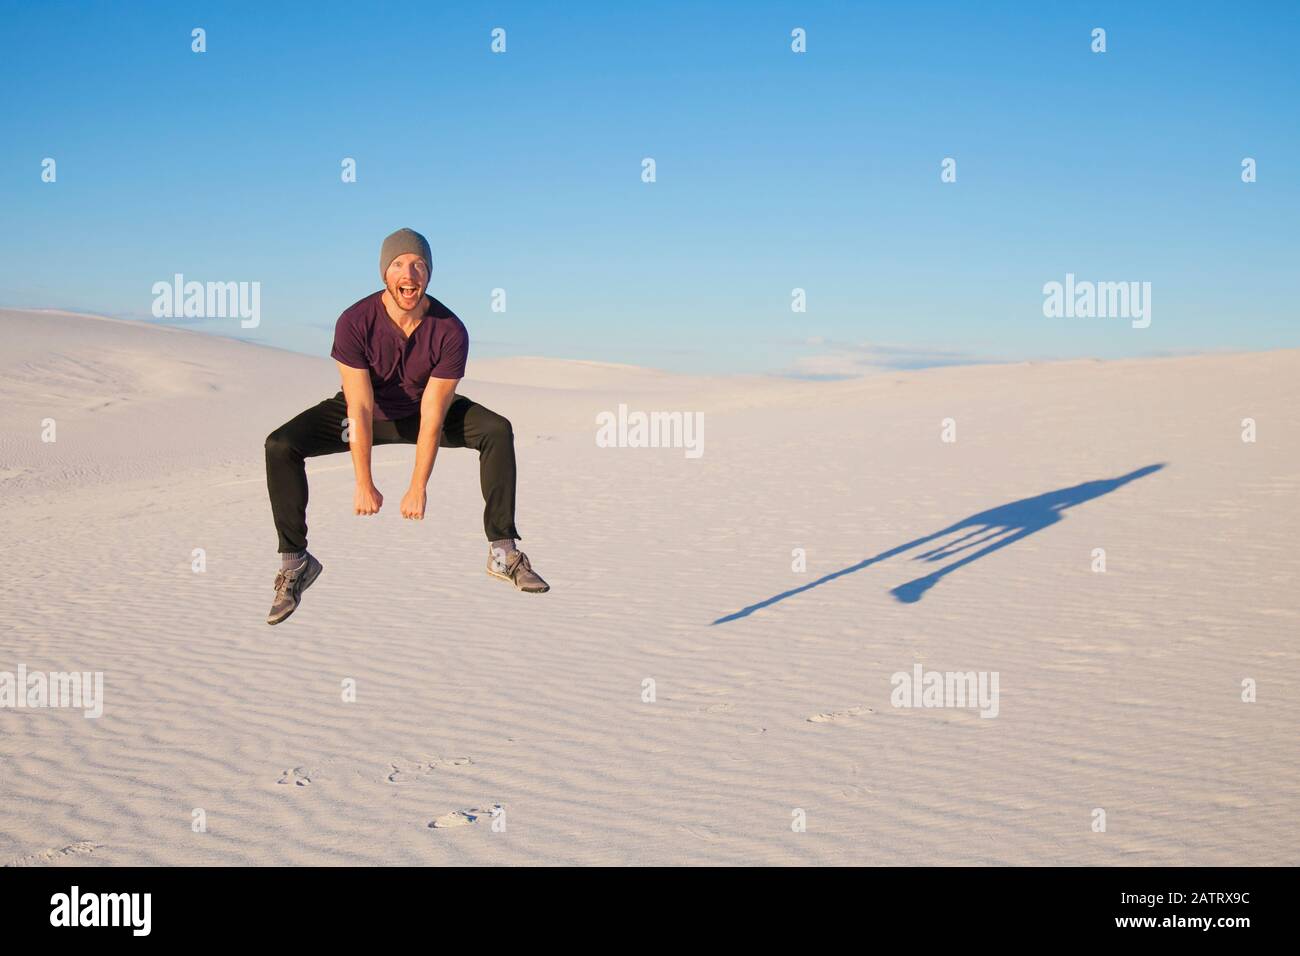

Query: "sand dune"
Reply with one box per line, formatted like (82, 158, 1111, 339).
(1, 308, 1297, 865)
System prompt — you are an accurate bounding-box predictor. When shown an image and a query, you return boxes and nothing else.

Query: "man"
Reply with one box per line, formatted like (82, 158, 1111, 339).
(263, 228, 549, 625)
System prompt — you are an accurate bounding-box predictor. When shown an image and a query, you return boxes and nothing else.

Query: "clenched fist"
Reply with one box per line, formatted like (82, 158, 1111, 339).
(354, 482, 383, 516)
(400, 486, 427, 520)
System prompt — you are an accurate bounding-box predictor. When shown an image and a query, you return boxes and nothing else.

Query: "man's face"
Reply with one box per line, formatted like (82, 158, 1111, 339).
(385, 253, 429, 310)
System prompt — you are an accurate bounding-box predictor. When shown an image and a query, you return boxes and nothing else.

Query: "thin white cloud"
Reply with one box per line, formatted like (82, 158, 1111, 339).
(781, 338, 1002, 379)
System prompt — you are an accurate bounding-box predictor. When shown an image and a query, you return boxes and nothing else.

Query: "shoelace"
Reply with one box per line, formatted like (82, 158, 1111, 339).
(273, 567, 299, 596)
(492, 550, 530, 578)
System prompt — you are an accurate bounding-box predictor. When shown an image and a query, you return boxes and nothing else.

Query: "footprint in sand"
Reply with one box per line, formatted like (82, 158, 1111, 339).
(428, 804, 501, 829)
(277, 767, 314, 786)
(807, 706, 874, 723)
(837, 783, 876, 800)
(386, 756, 472, 783)
(676, 823, 720, 842)
(4, 841, 102, 867)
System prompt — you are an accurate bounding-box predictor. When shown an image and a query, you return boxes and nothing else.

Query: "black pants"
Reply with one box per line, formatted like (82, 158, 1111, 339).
(265, 391, 520, 553)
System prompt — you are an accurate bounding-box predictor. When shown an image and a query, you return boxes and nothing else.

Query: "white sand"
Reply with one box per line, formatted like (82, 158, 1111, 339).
(1, 307, 1297, 865)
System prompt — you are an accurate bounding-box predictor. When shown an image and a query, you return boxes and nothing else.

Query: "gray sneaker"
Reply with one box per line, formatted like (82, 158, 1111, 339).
(267, 552, 323, 625)
(487, 547, 550, 593)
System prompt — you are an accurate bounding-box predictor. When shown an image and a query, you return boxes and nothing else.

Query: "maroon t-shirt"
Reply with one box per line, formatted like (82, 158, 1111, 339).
(330, 292, 469, 420)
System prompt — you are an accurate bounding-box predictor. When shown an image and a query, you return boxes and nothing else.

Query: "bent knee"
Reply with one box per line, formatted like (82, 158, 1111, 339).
(264, 429, 296, 458)
(484, 414, 513, 443)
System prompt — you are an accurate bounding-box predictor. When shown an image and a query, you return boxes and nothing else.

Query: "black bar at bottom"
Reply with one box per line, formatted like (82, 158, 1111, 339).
(0, 865, 1277, 941)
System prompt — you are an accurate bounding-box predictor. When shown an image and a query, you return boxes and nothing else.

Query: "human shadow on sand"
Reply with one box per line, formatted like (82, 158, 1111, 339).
(711, 464, 1165, 625)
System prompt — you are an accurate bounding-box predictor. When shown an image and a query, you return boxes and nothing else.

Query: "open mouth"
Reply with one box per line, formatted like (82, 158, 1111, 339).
(397, 284, 419, 299)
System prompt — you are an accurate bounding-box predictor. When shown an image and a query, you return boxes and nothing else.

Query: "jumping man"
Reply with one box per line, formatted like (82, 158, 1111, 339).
(263, 228, 549, 625)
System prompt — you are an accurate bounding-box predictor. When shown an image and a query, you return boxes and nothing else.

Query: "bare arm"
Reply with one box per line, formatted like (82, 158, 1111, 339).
(337, 361, 383, 515)
(400, 376, 460, 520)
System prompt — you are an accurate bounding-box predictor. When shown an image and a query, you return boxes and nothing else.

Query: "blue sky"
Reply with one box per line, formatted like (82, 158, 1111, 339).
(1, 1, 1296, 376)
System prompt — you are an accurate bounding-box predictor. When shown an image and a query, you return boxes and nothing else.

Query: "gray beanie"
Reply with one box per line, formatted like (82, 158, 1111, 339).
(380, 228, 432, 278)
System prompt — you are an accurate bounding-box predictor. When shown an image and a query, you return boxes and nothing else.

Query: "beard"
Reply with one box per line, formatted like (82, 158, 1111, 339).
(387, 280, 426, 312)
